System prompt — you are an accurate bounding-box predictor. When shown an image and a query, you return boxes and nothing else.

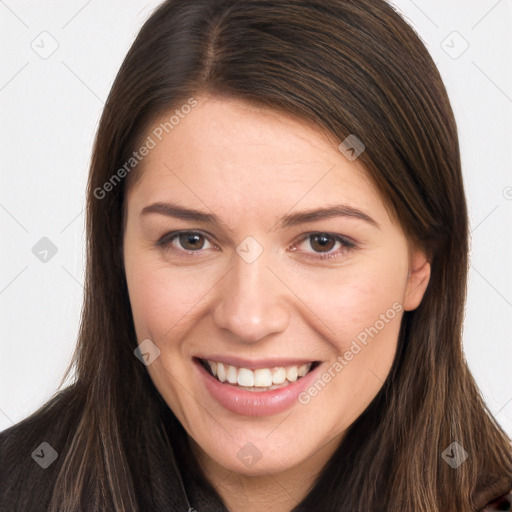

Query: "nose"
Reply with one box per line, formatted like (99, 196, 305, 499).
(212, 251, 290, 344)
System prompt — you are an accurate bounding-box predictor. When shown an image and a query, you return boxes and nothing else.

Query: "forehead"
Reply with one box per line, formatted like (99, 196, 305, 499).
(126, 95, 387, 225)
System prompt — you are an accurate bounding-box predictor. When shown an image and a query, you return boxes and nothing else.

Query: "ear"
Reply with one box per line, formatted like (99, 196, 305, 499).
(403, 248, 431, 311)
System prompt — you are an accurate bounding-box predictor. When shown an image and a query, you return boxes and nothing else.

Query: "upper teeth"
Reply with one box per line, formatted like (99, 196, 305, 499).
(206, 360, 312, 388)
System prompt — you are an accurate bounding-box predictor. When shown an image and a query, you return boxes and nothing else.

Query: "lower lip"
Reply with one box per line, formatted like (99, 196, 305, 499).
(194, 358, 320, 417)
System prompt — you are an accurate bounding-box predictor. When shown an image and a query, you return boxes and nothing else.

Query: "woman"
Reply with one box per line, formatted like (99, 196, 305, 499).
(1, 0, 511, 510)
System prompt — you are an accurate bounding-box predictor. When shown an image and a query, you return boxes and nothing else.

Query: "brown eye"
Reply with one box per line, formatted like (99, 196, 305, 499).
(290, 232, 356, 262)
(178, 232, 206, 251)
(309, 233, 336, 252)
(156, 231, 215, 253)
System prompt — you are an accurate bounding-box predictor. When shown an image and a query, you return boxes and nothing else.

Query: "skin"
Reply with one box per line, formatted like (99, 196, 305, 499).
(123, 95, 431, 512)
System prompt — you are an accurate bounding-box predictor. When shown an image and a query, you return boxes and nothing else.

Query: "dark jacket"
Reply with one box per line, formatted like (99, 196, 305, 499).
(0, 401, 228, 512)
(1, 395, 511, 512)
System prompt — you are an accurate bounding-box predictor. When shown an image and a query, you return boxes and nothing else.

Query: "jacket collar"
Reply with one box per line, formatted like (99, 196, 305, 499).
(472, 474, 512, 511)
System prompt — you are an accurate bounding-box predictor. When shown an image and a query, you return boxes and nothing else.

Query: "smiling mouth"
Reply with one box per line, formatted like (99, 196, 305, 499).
(196, 357, 320, 392)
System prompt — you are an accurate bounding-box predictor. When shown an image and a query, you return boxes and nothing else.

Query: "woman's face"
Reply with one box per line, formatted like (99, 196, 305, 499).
(123, 95, 430, 477)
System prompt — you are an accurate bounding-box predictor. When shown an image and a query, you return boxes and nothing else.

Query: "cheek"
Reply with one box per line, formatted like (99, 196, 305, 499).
(293, 265, 405, 426)
(331, 276, 403, 348)
(125, 257, 215, 341)
(290, 250, 407, 351)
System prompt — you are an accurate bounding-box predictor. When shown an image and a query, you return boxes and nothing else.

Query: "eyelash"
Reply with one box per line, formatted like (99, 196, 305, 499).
(155, 230, 356, 262)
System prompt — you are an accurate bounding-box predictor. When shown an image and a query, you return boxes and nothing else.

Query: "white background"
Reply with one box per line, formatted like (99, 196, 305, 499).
(1, 0, 511, 435)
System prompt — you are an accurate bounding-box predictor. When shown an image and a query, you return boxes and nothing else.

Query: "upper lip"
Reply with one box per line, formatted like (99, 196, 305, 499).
(194, 355, 319, 370)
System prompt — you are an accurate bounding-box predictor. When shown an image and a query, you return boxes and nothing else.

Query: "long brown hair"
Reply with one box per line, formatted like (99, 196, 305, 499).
(2, 0, 511, 510)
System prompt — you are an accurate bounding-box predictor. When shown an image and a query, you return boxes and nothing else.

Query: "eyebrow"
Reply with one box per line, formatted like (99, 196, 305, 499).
(141, 202, 380, 231)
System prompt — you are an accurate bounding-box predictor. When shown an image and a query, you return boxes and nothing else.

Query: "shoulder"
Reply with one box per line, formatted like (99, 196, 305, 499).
(0, 384, 84, 512)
